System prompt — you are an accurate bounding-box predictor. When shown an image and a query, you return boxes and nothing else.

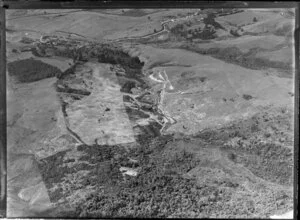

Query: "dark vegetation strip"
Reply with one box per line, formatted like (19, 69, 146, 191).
(7, 58, 62, 83)
(60, 99, 87, 145)
(180, 44, 293, 74)
(65, 126, 86, 145)
(119, 9, 149, 17)
(56, 85, 91, 96)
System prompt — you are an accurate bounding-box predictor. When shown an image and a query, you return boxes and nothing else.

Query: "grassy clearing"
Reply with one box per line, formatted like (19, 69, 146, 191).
(7, 58, 62, 83)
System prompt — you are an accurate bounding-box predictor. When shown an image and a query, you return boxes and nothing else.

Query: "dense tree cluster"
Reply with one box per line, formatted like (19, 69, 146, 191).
(170, 13, 225, 41)
(203, 13, 225, 30)
(171, 23, 217, 40)
(96, 45, 144, 71)
(230, 29, 241, 37)
(7, 58, 62, 83)
(72, 136, 239, 218)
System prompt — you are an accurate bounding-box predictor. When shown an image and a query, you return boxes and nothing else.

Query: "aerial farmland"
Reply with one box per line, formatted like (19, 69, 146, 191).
(5, 8, 295, 218)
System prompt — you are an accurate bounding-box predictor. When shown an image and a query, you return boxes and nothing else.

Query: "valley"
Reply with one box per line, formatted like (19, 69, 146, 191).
(5, 8, 295, 218)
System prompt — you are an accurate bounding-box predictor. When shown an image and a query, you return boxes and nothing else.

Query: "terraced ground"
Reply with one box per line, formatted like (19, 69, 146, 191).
(5, 8, 295, 218)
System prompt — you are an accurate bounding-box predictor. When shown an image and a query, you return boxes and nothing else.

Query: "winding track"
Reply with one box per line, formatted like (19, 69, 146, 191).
(148, 69, 178, 133)
(109, 10, 202, 42)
